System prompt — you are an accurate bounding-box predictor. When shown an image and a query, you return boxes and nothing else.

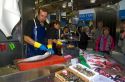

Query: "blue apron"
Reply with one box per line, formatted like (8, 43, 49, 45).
(26, 19, 47, 57)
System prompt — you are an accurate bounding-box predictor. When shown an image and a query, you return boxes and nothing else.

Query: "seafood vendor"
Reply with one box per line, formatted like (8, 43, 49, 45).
(23, 7, 54, 57)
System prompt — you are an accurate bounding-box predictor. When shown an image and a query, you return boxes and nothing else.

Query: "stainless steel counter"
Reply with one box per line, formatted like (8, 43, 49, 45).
(0, 64, 65, 82)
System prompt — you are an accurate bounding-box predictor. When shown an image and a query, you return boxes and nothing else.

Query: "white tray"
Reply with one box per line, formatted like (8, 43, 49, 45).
(69, 63, 98, 81)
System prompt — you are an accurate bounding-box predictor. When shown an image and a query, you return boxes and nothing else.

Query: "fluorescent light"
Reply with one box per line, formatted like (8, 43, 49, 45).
(90, 0, 96, 3)
(62, 2, 67, 8)
(107, 5, 110, 7)
(68, 2, 72, 7)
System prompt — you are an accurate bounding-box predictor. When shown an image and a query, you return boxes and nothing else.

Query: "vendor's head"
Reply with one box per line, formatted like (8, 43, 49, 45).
(50, 20, 60, 30)
(103, 27, 110, 36)
(37, 7, 48, 23)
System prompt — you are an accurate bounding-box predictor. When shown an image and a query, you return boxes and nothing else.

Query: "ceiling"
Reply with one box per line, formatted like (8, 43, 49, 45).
(39, 0, 121, 13)
(73, 0, 121, 10)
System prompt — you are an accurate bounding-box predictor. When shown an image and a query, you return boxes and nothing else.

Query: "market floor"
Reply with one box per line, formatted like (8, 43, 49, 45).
(0, 65, 19, 76)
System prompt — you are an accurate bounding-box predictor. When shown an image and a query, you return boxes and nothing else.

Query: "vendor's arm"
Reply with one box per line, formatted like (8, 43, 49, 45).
(46, 28, 63, 46)
(23, 20, 47, 51)
(24, 35, 47, 51)
(23, 20, 35, 45)
(46, 28, 56, 54)
(53, 39, 64, 46)
(47, 39, 53, 49)
(24, 35, 35, 46)
(47, 39, 54, 54)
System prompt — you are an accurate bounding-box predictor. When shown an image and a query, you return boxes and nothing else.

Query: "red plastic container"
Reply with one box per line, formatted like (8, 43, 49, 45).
(16, 55, 66, 71)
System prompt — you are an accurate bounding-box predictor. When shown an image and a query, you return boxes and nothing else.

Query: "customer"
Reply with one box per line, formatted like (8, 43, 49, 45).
(93, 21, 103, 48)
(61, 26, 70, 39)
(94, 21, 103, 40)
(78, 27, 90, 50)
(95, 27, 114, 55)
(24, 7, 54, 57)
(118, 21, 125, 55)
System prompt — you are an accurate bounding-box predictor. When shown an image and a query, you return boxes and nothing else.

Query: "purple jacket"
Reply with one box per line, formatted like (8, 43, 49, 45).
(95, 35, 114, 52)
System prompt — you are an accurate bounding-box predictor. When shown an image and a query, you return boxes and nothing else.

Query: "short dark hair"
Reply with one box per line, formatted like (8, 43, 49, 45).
(38, 7, 48, 15)
(50, 20, 60, 28)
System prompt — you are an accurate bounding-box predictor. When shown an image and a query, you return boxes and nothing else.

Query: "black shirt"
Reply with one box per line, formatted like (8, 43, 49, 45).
(23, 17, 49, 37)
(23, 17, 49, 56)
(46, 27, 59, 39)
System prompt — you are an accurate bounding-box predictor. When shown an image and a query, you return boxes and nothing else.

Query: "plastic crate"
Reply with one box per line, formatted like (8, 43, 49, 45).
(55, 68, 89, 82)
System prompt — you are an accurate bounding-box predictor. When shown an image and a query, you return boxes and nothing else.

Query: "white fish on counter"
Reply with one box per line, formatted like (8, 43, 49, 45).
(17, 52, 51, 63)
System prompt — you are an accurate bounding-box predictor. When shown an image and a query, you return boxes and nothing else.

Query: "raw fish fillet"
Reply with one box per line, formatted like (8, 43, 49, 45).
(17, 52, 51, 63)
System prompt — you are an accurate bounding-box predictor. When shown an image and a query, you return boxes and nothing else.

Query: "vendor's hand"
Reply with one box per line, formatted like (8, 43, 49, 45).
(56, 43, 66, 48)
(39, 44, 48, 51)
(34, 42, 48, 51)
(47, 48, 54, 54)
(57, 40, 63, 45)
(47, 44, 54, 54)
(57, 40, 66, 46)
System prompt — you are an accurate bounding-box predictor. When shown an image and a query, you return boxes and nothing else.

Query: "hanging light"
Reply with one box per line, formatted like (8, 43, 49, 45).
(62, 2, 67, 8)
(90, 0, 96, 3)
(68, 2, 72, 7)
(107, 5, 111, 7)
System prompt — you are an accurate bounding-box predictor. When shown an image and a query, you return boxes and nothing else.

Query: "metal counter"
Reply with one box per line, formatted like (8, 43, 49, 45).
(0, 65, 65, 82)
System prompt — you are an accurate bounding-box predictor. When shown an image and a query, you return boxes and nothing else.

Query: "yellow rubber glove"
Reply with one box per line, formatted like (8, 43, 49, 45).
(34, 42, 41, 48)
(34, 42, 48, 51)
(47, 44, 54, 54)
(47, 44, 52, 49)
(57, 40, 63, 45)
